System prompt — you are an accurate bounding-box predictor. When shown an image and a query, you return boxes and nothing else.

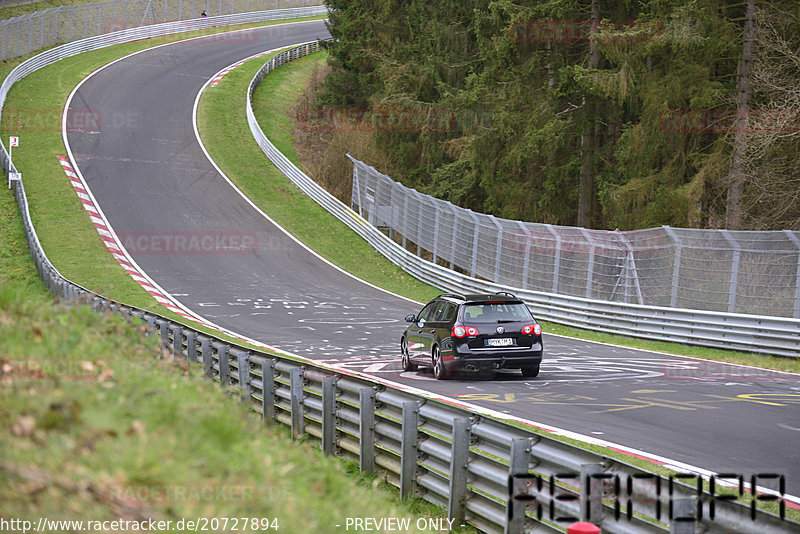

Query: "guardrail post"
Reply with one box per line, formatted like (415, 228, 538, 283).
(260, 358, 275, 425)
(580, 464, 604, 524)
(670, 497, 695, 534)
(201, 337, 212, 378)
(505, 438, 534, 534)
(447, 417, 471, 524)
(290, 367, 304, 440)
(185, 331, 197, 367)
(400, 401, 419, 498)
(236, 350, 250, 403)
(158, 319, 170, 354)
(321, 375, 336, 455)
(217, 343, 230, 386)
(170, 325, 183, 359)
(359, 387, 376, 473)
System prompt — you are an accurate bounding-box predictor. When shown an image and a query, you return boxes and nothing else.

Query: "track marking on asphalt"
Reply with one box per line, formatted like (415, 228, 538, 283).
(595, 398, 718, 413)
(450, 391, 800, 413)
(704, 393, 800, 406)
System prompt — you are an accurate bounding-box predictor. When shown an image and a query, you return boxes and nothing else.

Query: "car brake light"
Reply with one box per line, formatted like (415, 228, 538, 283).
(522, 323, 542, 335)
(451, 326, 479, 338)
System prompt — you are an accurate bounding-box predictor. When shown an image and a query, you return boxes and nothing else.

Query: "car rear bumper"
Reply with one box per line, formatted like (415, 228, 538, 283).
(446, 342, 543, 372)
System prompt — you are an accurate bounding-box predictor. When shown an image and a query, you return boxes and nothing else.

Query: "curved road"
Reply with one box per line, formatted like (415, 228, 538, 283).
(64, 20, 800, 497)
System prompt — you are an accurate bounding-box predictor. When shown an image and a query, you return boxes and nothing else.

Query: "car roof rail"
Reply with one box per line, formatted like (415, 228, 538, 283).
(438, 292, 467, 301)
(494, 291, 517, 298)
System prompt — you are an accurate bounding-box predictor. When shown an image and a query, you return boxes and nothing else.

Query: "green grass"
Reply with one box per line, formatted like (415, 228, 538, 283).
(0, 285, 450, 532)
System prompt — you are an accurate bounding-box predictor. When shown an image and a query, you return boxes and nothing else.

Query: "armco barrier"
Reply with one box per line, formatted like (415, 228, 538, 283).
(246, 45, 800, 359)
(1, 17, 797, 534)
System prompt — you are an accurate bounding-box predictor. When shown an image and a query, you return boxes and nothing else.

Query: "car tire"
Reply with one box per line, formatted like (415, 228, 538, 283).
(432, 346, 449, 380)
(521, 365, 540, 378)
(401, 338, 416, 371)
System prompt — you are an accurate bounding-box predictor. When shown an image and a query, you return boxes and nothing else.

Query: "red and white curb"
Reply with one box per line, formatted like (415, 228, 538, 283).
(56, 154, 274, 351)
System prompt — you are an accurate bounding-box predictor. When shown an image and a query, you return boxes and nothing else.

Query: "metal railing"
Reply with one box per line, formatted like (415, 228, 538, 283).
(0, 15, 796, 534)
(351, 163, 800, 320)
(0, 0, 322, 60)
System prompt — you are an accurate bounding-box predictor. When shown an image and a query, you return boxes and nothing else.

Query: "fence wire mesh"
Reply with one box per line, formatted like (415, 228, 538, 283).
(0, 0, 319, 60)
(350, 158, 800, 319)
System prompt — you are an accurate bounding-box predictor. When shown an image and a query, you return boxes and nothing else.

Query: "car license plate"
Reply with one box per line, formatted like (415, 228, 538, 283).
(486, 338, 513, 347)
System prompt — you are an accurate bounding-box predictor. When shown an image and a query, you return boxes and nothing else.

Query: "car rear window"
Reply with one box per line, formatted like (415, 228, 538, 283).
(462, 302, 531, 323)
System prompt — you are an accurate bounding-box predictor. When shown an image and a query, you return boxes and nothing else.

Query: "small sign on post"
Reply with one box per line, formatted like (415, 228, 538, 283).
(8, 171, 20, 189)
(8, 135, 19, 163)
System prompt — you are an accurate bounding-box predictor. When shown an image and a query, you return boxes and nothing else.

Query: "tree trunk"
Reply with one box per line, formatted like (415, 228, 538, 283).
(725, 0, 757, 230)
(577, 0, 600, 228)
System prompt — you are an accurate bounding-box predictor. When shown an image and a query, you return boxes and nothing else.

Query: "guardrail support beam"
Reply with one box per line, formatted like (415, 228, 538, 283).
(670, 497, 695, 534)
(400, 401, 419, 498)
(261, 358, 275, 425)
(447, 417, 471, 525)
(359, 387, 376, 473)
(290, 367, 304, 440)
(321, 375, 336, 455)
(580, 463, 604, 524)
(505, 438, 534, 534)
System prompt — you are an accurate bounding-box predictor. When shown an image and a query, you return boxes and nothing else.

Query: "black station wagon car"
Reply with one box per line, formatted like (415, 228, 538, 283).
(401, 292, 543, 379)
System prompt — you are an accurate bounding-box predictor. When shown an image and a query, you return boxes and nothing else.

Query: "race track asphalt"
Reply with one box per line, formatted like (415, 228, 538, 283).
(64, 20, 800, 497)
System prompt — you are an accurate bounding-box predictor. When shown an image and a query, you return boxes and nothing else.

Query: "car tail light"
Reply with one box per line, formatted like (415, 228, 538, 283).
(451, 326, 479, 338)
(522, 323, 542, 336)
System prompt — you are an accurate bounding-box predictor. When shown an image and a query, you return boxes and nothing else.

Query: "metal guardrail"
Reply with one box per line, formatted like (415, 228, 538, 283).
(351, 164, 800, 320)
(245, 45, 800, 359)
(0, 16, 796, 534)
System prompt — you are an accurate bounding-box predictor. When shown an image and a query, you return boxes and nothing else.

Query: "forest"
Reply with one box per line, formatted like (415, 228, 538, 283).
(309, 0, 800, 231)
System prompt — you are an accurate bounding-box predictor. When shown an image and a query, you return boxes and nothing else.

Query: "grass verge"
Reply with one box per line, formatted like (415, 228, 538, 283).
(0, 285, 445, 532)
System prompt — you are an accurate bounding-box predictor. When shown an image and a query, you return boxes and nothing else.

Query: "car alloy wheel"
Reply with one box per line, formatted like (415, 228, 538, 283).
(401, 338, 416, 371)
(432, 346, 448, 380)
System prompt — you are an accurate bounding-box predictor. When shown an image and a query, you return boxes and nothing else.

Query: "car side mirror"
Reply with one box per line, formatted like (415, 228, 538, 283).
(404, 314, 417, 323)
